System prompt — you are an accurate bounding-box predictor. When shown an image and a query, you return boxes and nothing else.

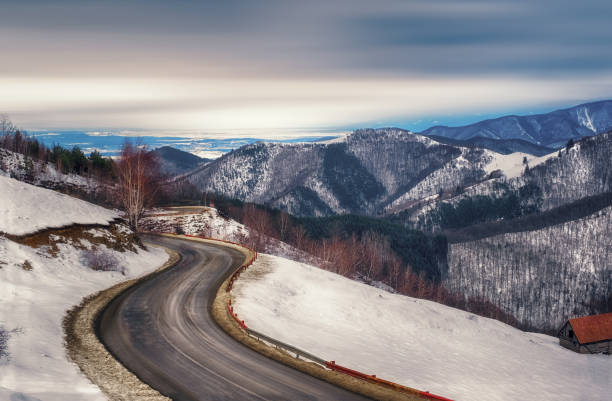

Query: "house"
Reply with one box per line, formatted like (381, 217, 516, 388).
(558, 312, 612, 354)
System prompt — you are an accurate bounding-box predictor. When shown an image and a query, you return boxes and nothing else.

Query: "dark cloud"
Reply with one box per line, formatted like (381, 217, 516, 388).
(0, 0, 610, 78)
(1, 1, 611, 132)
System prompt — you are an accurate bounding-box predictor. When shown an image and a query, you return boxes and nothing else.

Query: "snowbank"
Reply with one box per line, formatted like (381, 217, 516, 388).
(0, 177, 168, 400)
(233, 255, 612, 401)
(0, 236, 168, 401)
(0, 175, 118, 236)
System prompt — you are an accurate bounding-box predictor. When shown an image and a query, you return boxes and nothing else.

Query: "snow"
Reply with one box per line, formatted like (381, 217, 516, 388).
(317, 134, 348, 144)
(0, 176, 169, 400)
(484, 150, 557, 179)
(578, 107, 597, 133)
(0, 237, 168, 401)
(0, 148, 92, 190)
(0, 175, 118, 236)
(233, 255, 612, 401)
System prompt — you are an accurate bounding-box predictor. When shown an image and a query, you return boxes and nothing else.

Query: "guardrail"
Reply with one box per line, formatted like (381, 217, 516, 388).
(163, 232, 454, 401)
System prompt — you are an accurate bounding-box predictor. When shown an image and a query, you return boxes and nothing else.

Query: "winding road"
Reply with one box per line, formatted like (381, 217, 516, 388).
(98, 234, 369, 401)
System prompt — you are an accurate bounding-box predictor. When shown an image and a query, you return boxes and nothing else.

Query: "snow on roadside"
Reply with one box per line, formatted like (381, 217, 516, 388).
(142, 207, 313, 263)
(0, 175, 118, 236)
(0, 176, 169, 400)
(233, 255, 612, 401)
(0, 235, 168, 401)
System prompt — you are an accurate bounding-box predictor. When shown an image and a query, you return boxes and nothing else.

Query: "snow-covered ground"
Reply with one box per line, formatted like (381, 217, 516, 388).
(0, 148, 92, 190)
(0, 177, 169, 400)
(0, 175, 118, 236)
(142, 207, 248, 242)
(233, 255, 612, 401)
(141, 207, 314, 263)
(484, 150, 557, 179)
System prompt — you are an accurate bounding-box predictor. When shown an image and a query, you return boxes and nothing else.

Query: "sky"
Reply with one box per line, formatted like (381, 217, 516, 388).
(1, 0, 612, 137)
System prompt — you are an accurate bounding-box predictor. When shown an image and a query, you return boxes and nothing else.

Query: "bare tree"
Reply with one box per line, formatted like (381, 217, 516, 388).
(278, 211, 290, 241)
(115, 142, 161, 230)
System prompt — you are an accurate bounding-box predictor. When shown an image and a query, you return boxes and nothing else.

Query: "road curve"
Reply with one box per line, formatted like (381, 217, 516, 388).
(98, 234, 370, 401)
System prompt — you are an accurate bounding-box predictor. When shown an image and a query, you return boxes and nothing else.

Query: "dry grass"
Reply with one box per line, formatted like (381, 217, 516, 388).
(62, 246, 179, 401)
(9, 223, 139, 257)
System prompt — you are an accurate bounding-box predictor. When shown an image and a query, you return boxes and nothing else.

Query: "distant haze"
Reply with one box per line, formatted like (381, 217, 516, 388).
(1, 1, 612, 136)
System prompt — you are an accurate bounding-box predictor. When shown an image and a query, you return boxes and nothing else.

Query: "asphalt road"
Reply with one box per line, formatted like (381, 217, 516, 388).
(98, 235, 370, 401)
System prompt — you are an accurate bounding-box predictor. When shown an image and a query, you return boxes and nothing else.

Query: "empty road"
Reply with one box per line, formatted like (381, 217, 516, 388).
(98, 234, 369, 401)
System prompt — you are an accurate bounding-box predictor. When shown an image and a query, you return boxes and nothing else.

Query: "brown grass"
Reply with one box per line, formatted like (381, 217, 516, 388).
(62, 246, 179, 401)
(8, 223, 139, 257)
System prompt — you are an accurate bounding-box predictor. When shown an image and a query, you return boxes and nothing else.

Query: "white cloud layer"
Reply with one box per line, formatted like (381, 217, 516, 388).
(3, 75, 612, 135)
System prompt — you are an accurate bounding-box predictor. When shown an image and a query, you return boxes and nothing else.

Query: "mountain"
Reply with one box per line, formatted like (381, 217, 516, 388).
(151, 146, 209, 176)
(186, 129, 503, 217)
(428, 135, 555, 156)
(421, 100, 612, 147)
(413, 131, 612, 231)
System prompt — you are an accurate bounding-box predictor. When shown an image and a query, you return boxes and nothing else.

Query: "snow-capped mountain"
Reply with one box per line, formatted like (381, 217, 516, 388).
(421, 99, 612, 147)
(186, 128, 510, 217)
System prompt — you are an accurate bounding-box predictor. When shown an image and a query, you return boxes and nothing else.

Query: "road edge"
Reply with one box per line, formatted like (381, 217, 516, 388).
(193, 237, 424, 401)
(62, 243, 179, 401)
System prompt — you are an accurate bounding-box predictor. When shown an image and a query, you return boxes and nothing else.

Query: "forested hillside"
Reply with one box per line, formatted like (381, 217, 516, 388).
(186, 128, 502, 216)
(445, 206, 611, 332)
(414, 132, 612, 231)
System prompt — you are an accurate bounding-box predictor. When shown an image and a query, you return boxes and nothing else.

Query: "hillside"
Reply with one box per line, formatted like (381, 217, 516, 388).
(0, 176, 168, 401)
(422, 100, 612, 147)
(445, 205, 611, 332)
(415, 131, 612, 231)
(232, 254, 611, 401)
(428, 135, 555, 156)
(151, 146, 208, 177)
(187, 128, 518, 217)
(0, 174, 118, 236)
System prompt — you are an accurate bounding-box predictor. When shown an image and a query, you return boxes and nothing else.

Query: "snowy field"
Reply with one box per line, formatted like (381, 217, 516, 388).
(0, 177, 169, 400)
(484, 150, 557, 179)
(233, 255, 612, 401)
(0, 175, 118, 236)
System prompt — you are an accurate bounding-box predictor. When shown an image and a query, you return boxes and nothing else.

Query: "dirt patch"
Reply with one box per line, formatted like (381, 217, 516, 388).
(8, 223, 139, 257)
(63, 246, 179, 401)
(206, 241, 426, 401)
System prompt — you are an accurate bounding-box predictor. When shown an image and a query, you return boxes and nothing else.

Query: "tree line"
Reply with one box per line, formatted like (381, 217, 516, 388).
(181, 192, 519, 328)
(0, 115, 115, 178)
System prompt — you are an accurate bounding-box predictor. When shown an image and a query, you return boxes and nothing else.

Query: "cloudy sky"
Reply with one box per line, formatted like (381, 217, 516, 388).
(2, 0, 612, 136)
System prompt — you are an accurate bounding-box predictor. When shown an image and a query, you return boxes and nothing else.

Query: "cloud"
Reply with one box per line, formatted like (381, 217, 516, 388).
(0, 1, 611, 133)
(3, 75, 612, 134)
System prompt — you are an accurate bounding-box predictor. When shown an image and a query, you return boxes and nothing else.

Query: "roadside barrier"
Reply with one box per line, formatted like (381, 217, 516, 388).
(163, 232, 454, 401)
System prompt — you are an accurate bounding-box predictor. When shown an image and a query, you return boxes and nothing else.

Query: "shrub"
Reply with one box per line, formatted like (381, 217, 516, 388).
(21, 260, 33, 271)
(81, 249, 123, 274)
(0, 326, 23, 362)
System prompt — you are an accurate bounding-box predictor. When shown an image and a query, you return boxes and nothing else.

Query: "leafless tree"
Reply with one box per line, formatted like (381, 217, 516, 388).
(115, 142, 161, 230)
(278, 211, 290, 241)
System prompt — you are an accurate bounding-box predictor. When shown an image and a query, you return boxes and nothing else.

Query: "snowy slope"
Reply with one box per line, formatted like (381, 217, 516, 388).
(484, 150, 557, 179)
(0, 175, 118, 236)
(233, 255, 612, 401)
(0, 178, 169, 400)
(141, 207, 315, 264)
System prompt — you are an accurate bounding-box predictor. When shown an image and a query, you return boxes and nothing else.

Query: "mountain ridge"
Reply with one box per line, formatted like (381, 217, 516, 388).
(421, 99, 612, 147)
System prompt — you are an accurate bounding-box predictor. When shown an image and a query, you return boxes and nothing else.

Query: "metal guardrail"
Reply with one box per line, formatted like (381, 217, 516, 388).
(168, 233, 454, 401)
(245, 327, 328, 366)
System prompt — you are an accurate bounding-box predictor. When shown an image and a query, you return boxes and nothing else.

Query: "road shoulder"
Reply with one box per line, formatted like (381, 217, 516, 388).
(63, 244, 179, 401)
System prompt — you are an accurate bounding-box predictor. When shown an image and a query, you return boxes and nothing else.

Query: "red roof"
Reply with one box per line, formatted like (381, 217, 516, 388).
(569, 312, 612, 344)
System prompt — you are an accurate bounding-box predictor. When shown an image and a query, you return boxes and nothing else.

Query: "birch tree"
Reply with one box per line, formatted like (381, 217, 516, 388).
(116, 142, 161, 230)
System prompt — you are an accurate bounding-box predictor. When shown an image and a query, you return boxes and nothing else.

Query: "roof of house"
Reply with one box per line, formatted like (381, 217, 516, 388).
(569, 312, 612, 344)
